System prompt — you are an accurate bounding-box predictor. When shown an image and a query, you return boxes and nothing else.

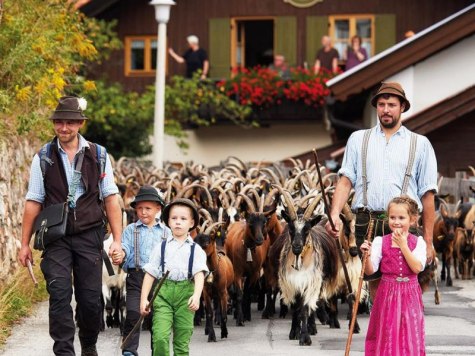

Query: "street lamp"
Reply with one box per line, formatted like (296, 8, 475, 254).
(150, 0, 175, 169)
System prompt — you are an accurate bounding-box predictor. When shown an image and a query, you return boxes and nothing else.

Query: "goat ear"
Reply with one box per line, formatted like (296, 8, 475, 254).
(309, 214, 323, 227)
(281, 209, 291, 224)
(440, 203, 447, 218)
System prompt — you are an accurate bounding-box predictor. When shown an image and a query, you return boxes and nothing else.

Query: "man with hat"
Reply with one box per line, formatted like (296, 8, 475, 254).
(141, 198, 208, 356)
(18, 96, 123, 356)
(115, 185, 169, 356)
(325, 82, 438, 279)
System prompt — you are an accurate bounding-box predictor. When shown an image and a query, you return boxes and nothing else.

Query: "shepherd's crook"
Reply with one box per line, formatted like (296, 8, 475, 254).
(121, 270, 170, 350)
(313, 149, 353, 296)
(345, 219, 375, 356)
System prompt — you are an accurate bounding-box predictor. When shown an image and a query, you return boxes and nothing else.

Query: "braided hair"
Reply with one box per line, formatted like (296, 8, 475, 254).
(387, 195, 419, 217)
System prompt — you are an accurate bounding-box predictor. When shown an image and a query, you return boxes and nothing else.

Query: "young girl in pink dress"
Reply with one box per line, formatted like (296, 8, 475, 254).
(360, 196, 427, 356)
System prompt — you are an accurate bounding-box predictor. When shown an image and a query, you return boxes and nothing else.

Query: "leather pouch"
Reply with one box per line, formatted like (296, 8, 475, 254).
(33, 203, 69, 251)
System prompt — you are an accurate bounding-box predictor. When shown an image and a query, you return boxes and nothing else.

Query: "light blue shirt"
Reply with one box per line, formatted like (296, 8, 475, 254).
(339, 124, 438, 211)
(143, 234, 208, 281)
(121, 219, 170, 272)
(25, 134, 119, 203)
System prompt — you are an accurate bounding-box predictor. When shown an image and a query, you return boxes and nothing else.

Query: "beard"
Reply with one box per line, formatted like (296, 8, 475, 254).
(378, 115, 400, 129)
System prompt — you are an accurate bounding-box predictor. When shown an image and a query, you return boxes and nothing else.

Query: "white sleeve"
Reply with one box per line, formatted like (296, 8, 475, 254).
(370, 236, 383, 272)
(413, 236, 427, 270)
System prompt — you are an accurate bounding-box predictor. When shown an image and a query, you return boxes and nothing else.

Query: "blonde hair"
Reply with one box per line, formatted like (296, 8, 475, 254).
(387, 195, 419, 217)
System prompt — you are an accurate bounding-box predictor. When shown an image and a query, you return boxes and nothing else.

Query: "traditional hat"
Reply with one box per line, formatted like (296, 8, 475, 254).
(50, 96, 89, 121)
(130, 185, 165, 208)
(161, 198, 200, 231)
(370, 82, 411, 112)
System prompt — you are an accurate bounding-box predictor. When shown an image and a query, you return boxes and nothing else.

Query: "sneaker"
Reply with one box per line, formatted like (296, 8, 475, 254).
(122, 352, 135, 356)
(81, 344, 98, 356)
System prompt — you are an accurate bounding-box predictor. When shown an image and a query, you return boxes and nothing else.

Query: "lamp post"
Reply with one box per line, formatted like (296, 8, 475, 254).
(150, 0, 175, 169)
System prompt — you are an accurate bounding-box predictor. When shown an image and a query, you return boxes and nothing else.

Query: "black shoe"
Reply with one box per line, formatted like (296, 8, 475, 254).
(81, 344, 98, 356)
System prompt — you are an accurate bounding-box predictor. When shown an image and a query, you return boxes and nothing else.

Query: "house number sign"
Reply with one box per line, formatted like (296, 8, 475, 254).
(283, 0, 323, 8)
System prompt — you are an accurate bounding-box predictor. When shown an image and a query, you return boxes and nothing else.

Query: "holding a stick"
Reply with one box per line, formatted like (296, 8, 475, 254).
(359, 196, 427, 355)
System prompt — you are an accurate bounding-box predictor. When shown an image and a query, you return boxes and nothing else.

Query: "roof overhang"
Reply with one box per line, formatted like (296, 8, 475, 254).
(326, 4, 475, 101)
(403, 85, 475, 135)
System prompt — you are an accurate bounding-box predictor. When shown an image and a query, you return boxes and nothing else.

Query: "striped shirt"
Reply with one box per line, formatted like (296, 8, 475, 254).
(144, 234, 208, 281)
(121, 219, 171, 272)
(339, 124, 438, 211)
(25, 134, 119, 203)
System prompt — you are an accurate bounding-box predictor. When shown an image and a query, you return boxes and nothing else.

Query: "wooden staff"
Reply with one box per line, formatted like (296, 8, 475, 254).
(313, 149, 354, 296)
(121, 270, 170, 350)
(345, 219, 374, 356)
(26, 259, 38, 287)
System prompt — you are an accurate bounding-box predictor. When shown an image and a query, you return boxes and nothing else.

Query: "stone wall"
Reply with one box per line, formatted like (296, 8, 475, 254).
(0, 136, 37, 283)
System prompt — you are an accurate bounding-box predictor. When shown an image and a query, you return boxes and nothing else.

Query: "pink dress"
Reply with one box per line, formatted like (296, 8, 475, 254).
(365, 233, 425, 356)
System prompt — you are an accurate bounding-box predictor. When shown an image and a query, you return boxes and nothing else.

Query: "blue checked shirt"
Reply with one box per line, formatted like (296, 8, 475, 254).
(25, 135, 119, 203)
(121, 219, 170, 272)
(339, 124, 438, 211)
(144, 234, 208, 281)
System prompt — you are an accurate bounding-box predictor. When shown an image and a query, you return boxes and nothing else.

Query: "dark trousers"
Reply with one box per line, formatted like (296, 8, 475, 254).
(122, 270, 155, 356)
(40, 226, 104, 356)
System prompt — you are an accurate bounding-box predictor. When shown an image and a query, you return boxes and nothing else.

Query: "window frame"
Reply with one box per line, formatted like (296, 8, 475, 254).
(329, 14, 375, 60)
(124, 35, 164, 77)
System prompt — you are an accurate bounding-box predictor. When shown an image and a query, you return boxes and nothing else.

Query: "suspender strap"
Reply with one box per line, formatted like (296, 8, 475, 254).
(39, 142, 54, 178)
(160, 238, 167, 274)
(361, 129, 372, 208)
(401, 132, 418, 195)
(188, 243, 196, 280)
(134, 223, 140, 269)
(67, 149, 85, 209)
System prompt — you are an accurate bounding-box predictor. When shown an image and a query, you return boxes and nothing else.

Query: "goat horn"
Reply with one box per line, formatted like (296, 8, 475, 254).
(211, 185, 230, 209)
(205, 222, 224, 235)
(238, 193, 257, 213)
(264, 187, 280, 207)
(199, 220, 209, 233)
(272, 185, 297, 221)
(303, 194, 322, 221)
(259, 193, 265, 213)
(199, 208, 213, 222)
(469, 166, 475, 177)
(261, 168, 281, 184)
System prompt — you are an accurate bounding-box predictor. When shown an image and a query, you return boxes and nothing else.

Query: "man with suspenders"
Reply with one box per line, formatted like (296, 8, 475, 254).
(326, 82, 438, 293)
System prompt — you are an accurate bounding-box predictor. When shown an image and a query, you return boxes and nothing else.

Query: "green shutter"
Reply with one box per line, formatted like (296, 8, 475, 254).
(209, 18, 231, 79)
(306, 16, 328, 69)
(375, 14, 396, 54)
(274, 17, 297, 67)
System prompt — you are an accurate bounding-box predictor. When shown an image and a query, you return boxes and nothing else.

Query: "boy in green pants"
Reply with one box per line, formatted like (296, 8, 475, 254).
(141, 198, 208, 356)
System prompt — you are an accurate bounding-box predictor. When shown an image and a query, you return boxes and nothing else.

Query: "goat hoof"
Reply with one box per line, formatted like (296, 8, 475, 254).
(289, 327, 300, 340)
(221, 330, 228, 339)
(207, 332, 217, 342)
(447, 279, 453, 287)
(299, 335, 312, 346)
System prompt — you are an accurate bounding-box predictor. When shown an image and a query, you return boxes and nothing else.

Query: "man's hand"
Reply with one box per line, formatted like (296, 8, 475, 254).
(426, 243, 435, 264)
(108, 240, 123, 265)
(18, 245, 33, 267)
(325, 213, 341, 239)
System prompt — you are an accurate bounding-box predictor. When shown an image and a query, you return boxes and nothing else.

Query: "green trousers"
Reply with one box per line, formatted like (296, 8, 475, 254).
(152, 280, 195, 356)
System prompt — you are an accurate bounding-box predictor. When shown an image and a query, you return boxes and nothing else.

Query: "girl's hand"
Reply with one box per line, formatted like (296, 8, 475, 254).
(140, 299, 150, 316)
(392, 228, 408, 248)
(188, 294, 200, 311)
(360, 240, 372, 256)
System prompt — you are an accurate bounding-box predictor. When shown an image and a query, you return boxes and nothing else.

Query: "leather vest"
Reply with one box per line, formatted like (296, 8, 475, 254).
(43, 139, 105, 234)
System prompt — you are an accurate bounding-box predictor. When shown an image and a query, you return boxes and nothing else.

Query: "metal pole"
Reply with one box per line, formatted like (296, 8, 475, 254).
(152, 21, 167, 169)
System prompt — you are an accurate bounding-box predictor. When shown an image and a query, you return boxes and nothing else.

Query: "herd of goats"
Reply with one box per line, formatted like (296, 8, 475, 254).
(101, 156, 475, 346)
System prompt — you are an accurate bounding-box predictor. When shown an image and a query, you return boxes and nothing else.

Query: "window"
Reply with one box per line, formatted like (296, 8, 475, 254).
(124, 36, 159, 76)
(329, 15, 375, 60)
(231, 18, 274, 69)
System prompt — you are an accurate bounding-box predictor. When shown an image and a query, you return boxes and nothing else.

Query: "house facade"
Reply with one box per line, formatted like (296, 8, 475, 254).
(79, 0, 473, 166)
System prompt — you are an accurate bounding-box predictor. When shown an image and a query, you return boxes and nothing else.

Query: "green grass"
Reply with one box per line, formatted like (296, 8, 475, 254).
(0, 253, 48, 346)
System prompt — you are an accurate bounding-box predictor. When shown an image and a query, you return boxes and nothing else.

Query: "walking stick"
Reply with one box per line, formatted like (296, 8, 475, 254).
(345, 219, 375, 356)
(313, 149, 354, 297)
(26, 259, 38, 287)
(121, 270, 170, 350)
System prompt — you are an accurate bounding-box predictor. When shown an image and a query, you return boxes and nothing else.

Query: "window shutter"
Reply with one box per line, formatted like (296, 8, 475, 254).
(306, 16, 328, 69)
(274, 17, 297, 67)
(209, 18, 231, 79)
(375, 14, 396, 54)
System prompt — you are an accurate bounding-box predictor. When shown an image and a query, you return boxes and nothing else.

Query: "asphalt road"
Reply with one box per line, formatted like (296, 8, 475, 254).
(1, 276, 474, 356)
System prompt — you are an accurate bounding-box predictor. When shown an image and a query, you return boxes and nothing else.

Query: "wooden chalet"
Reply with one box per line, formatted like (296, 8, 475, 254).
(79, 0, 473, 166)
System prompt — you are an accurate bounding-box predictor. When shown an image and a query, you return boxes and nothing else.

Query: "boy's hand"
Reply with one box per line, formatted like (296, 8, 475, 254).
(140, 299, 150, 316)
(360, 239, 372, 256)
(188, 294, 200, 311)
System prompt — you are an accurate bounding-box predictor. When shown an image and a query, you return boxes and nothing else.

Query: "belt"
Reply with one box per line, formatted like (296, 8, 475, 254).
(383, 275, 417, 283)
(354, 208, 387, 219)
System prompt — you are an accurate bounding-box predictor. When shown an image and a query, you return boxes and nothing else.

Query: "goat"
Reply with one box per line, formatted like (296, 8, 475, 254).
(194, 222, 234, 342)
(277, 188, 338, 346)
(454, 204, 475, 279)
(433, 200, 462, 286)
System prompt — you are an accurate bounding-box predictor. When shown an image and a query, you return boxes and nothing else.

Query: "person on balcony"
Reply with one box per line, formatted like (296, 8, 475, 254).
(268, 54, 291, 79)
(345, 35, 368, 71)
(313, 35, 339, 75)
(168, 35, 209, 79)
